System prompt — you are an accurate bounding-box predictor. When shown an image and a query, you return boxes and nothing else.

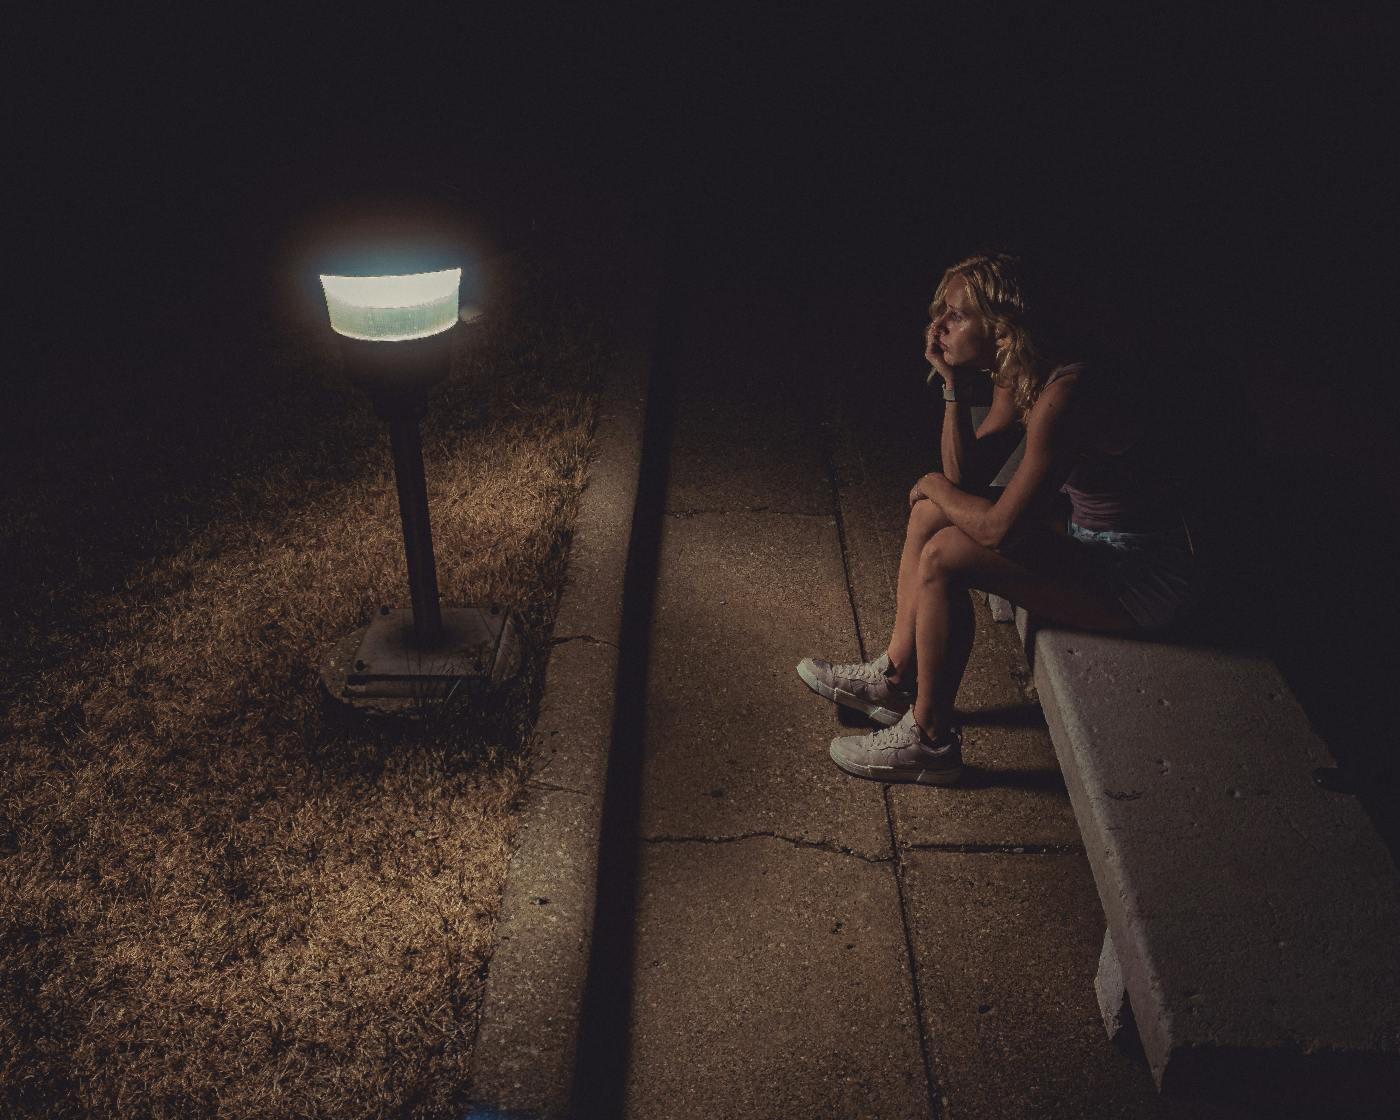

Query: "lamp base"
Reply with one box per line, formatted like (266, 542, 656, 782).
(320, 606, 520, 714)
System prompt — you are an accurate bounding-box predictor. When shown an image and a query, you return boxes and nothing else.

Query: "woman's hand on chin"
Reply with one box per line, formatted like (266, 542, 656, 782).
(925, 328, 956, 386)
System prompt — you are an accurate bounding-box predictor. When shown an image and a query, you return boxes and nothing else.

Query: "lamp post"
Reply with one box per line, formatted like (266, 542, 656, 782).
(317, 261, 517, 709)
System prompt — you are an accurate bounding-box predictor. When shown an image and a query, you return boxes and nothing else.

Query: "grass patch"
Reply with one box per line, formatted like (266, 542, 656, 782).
(0, 253, 610, 1117)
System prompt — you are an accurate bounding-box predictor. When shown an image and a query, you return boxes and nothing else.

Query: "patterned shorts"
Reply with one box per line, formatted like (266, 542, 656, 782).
(1067, 523, 1197, 631)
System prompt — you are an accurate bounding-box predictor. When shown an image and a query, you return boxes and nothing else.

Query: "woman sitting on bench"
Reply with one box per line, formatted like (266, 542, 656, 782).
(798, 250, 1195, 785)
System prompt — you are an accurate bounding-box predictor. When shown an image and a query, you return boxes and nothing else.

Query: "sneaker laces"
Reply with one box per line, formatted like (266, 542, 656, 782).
(873, 668, 916, 699)
(831, 659, 881, 683)
(899, 715, 961, 753)
(861, 718, 933, 761)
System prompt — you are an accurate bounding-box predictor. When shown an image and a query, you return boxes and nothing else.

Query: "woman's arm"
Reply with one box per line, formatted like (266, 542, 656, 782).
(938, 381, 1020, 488)
(915, 375, 1082, 549)
(936, 381, 977, 490)
(926, 310, 1022, 491)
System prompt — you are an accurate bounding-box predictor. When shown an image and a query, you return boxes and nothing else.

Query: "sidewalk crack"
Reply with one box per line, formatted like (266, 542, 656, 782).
(551, 633, 620, 650)
(642, 831, 891, 864)
(901, 840, 1085, 855)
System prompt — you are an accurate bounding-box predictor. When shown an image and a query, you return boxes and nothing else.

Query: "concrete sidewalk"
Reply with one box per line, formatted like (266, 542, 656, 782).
(572, 266, 1265, 1120)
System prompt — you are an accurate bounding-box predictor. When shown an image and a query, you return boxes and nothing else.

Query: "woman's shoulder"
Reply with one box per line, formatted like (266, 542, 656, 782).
(1037, 360, 1091, 404)
(1028, 359, 1114, 442)
(1043, 360, 1090, 387)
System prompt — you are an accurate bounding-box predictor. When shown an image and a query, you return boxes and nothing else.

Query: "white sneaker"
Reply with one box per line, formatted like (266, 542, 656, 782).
(796, 652, 913, 727)
(828, 711, 963, 785)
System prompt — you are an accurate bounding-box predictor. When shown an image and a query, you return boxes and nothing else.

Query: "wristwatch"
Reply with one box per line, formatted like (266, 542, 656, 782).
(942, 384, 958, 402)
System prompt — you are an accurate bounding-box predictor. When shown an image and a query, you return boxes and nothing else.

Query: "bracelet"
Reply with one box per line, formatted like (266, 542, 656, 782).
(942, 386, 958, 402)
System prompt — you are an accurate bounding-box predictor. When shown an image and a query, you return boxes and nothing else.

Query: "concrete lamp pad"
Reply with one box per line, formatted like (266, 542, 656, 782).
(321, 607, 520, 714)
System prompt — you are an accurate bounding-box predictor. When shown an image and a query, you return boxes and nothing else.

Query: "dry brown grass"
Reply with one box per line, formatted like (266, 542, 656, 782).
(0, 256, 609, 1117)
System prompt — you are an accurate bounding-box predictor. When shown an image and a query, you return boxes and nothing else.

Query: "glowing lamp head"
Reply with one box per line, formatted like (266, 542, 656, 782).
(319, 268, 461, 342)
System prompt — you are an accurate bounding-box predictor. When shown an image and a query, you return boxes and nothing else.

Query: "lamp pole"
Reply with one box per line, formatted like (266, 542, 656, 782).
(382, 391, 443, 646)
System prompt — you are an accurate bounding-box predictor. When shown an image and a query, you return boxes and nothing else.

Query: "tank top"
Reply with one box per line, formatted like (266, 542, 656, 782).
(1042, 363, 1179, 533)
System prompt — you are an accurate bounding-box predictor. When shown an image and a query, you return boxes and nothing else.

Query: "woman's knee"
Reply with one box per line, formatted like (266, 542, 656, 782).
(918, 526, 974, 583)
(906, 498, 950, 546)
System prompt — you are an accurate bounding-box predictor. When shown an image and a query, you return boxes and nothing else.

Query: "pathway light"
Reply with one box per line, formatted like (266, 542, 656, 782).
(315, 253, 517, 710)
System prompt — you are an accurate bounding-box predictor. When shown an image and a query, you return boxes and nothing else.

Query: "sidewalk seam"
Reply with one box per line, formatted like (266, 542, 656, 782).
(821, 407, 944, 1119)
(882, 787, 945, 1119)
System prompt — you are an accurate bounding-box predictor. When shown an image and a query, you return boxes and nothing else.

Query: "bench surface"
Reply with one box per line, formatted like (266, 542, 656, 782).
(1017, 610, 1400, 1104)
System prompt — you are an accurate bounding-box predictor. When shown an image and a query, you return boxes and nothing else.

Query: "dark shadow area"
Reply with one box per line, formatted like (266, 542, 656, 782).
(835, 705, 877, 729)
(1165, 1045, 1400, 1120)
(956, 704, 1047, 730)
(954, 766, 1069, 795)
(567, 219, 683, 1120)
(1222, 454, 1400, 862)
(1110, 1008, 1395, 1120)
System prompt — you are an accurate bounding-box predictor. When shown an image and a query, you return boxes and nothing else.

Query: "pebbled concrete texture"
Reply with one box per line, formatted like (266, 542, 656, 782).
(902, 851, 1259, 1120)
(1022, 613, 1400, 1110)
(639, 509, 890, 857)
(625, 837, 932, 1120)
(662, 285, 834, 519)
(467, 782, 607, 1111)
(663, 384, 832, 516)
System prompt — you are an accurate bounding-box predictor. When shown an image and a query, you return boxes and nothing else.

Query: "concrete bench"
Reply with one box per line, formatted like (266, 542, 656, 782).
(1014, 609, 1400, 1108)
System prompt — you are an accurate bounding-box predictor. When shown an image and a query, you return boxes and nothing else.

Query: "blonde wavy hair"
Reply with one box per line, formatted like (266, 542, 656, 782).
(929, 251, 1063, 418)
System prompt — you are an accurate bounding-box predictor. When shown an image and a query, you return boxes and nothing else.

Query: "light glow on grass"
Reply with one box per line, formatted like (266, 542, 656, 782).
(320, 268, 461, 341)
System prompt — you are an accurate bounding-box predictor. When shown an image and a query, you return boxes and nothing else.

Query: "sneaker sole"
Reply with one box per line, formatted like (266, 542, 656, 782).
(796, 660, 906, 727)
(827, 743, 964, 786)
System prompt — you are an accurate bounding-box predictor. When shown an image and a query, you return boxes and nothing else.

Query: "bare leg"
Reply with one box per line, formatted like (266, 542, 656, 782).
(913, 574, 976, 735)
(886, 499, 952, 686)
(911, 525, 1137, 737)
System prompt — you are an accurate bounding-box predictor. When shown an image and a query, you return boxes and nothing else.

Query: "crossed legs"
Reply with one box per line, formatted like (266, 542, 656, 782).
(883, 494, 1138, 739)
(885, 497, 951, 688)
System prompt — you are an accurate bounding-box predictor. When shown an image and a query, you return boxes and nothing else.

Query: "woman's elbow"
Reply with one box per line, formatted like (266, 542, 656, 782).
(970, 518, 1007, 551)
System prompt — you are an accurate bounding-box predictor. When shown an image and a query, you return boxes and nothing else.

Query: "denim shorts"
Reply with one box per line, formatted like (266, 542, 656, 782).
(1067, 523, 1197, 631)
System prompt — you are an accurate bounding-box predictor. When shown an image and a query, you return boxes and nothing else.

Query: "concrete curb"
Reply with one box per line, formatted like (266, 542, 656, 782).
(465, 270, 659, 1118)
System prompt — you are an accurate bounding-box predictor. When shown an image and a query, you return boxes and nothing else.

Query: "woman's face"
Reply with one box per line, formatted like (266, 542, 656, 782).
(927, 275, 1000, 370)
